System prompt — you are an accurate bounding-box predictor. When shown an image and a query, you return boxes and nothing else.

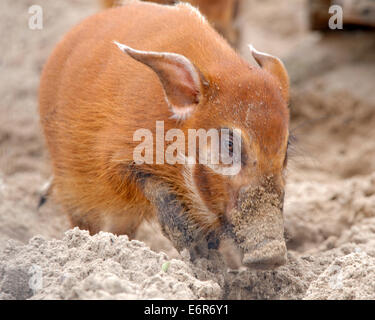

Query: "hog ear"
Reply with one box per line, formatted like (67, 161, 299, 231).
(249, 44, 290, 102)
(114, 41, 205, 120)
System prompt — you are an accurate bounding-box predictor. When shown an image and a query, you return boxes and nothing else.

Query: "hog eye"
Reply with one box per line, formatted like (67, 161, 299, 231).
(224, 135, 234, 156)
(221, 129, 234, 157)
(219, 128, 245, 169)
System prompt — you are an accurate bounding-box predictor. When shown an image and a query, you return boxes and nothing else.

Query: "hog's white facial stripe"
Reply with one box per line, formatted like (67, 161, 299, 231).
(182, 161, 219, 228)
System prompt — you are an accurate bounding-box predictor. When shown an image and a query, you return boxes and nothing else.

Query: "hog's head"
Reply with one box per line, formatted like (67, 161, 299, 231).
(115, 41, 289, 269)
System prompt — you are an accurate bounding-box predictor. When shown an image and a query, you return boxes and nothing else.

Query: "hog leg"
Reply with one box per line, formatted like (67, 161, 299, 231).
(141, 178, 219, 260)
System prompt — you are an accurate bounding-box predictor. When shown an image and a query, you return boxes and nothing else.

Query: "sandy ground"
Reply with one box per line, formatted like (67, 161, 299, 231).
(1, 0, 375, 299)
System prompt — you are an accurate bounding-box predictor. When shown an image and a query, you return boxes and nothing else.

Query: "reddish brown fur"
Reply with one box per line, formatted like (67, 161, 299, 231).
(39, 2, 289, 238)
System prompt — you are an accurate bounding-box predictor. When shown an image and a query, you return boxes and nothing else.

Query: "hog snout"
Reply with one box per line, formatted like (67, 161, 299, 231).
(242, 239, 287, 269)
(228, 180, 287, 270)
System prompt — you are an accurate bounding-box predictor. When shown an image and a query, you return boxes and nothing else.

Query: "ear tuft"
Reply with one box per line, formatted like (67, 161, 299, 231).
(249, 44, 289, 102)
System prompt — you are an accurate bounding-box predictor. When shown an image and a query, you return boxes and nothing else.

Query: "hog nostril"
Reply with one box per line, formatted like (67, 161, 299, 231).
(243, 252, 287, 269)
(242, 240, 287, 270)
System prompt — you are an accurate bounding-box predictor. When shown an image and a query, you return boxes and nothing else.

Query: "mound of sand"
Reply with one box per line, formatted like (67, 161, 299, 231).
(0, 228, 221, 300)
(305, 250, 375, 300)
(2, 220, 375, 300)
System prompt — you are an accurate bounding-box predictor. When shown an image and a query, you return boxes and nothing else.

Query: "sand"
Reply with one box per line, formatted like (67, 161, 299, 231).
(0, 228, 222, 300)
(1, 0, 375, 299)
